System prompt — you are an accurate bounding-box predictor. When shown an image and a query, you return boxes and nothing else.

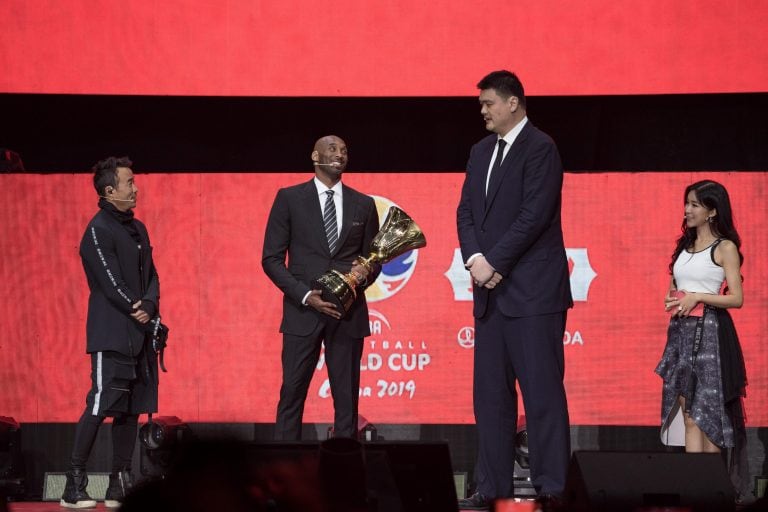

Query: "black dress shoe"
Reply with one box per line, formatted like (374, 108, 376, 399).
(458, 492, 491, 511)
(537, 493, 564, 511)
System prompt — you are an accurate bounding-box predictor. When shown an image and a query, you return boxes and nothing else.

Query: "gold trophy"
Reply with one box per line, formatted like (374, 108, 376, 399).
(313, 206, 426, 317)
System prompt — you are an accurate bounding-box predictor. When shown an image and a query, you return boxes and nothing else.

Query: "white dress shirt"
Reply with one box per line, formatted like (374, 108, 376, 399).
(469, 117, 529, 268)
(303, 178, 344, 305)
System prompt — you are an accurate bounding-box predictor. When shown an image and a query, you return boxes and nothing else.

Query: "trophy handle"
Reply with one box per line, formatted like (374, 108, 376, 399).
(354, 256, 376, 275)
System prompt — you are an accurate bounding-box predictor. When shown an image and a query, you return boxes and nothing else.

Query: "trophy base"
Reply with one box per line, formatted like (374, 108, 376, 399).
(312, 270, 358, 317)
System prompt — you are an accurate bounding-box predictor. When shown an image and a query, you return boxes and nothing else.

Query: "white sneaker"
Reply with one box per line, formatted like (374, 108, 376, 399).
(59, 497, 97, 508)
(104, 498, 122, 508)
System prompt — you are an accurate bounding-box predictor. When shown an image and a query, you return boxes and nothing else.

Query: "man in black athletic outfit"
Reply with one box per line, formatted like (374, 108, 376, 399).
(61, 157, 165, 509)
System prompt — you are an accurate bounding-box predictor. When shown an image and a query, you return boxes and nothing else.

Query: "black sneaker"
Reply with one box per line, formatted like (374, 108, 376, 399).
(104, 470, 132, 509)
(60, 469, 97, 509)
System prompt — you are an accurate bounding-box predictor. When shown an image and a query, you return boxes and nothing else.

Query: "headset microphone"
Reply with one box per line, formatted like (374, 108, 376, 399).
(100, 196, 136, 203)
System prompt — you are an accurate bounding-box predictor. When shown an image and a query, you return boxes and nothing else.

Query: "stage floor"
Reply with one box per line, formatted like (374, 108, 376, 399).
(6, 501, 495, 512)
(9, 504, 113, 511)
(5, 503, 505, 512)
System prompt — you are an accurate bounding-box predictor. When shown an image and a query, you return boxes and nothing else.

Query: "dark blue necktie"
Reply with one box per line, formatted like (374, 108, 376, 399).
(486, 138, 507, 196)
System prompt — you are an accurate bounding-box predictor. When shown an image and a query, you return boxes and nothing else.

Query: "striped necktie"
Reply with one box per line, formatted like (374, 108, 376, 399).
(323, 190, 338, 253)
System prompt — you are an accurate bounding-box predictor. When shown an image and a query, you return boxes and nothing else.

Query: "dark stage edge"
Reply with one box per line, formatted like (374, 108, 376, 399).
(8, 423, 768, 503)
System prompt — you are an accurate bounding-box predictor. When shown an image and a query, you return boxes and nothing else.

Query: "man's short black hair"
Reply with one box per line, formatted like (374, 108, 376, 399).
(477, 70, 526, 108)
(92, 156, 132, 196)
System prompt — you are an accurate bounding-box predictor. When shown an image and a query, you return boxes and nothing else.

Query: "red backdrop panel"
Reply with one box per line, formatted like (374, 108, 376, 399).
(2, 0, 767, 96)
(0, 172, 765, 425)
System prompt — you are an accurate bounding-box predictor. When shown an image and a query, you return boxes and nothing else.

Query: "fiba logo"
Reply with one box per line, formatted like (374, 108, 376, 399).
(364, 196, 421, 303)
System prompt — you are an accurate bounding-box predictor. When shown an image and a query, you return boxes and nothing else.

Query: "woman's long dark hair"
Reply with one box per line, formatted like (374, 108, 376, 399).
(669, 180, 744, 275)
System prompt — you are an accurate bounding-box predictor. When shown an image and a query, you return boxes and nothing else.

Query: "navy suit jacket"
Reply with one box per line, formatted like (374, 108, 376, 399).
(262, 179, 380, 338)
(457, 121, 573, 318)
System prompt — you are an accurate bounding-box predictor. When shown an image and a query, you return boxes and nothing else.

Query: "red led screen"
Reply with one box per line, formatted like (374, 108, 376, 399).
(2, 0, 768, 96)
(0, 172, 765, 426)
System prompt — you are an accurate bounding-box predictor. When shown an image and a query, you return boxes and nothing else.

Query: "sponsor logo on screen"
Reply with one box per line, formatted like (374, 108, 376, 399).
(566, 248, 597, 301)
(457, 326, 474, 349)
(364, 196, 421, 303)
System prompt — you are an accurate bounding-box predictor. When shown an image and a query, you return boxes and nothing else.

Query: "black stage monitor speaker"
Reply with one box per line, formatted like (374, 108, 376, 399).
(368, 442, 458, 512)
(248, 441, 458, 512)
(0, 417, 24, 499)
(564, 451, 735, 512)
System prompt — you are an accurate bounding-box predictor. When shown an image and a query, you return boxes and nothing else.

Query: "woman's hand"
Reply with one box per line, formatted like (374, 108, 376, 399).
(665, 290, 700, 317)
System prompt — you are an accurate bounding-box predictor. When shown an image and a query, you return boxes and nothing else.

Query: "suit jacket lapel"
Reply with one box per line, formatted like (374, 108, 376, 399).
(336, 184, 357, 253)
(302, 180, 333, 255)
(478, 145, 494, 194)
(484, 124, 531, 214)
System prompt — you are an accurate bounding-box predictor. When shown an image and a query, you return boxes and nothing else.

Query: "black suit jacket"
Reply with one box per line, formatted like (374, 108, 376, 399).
(262, 179, 380, 338)
(457, 121, 572, 318)
(80, 208, 160, 356)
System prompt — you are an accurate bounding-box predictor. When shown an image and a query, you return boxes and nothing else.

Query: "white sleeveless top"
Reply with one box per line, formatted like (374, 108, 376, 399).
(672, 241, 724, 294)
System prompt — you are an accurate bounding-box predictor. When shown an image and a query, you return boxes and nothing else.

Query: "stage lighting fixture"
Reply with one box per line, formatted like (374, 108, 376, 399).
(139, 416, 191, 477)
(0, 416, 25, 499)
(0, 150, 24, 172)
(513, 416, 536, 498)
(139, 416, 189, 450)
(326, 414, 378, 441)
(515, 422, 529, 469)
(357, 415, 378, 442)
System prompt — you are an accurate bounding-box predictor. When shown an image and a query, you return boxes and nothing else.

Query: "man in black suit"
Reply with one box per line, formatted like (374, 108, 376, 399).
(62, 157, 165, 509)
(456, 71, 573, 509)
(262, 135, 380, 440)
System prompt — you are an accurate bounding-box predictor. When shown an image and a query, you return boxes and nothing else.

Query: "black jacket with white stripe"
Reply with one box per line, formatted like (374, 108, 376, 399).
(79, 205, 160, 356)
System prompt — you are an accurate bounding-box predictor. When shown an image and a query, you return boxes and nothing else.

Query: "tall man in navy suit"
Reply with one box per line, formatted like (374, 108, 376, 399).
(456, 71, 573, 509)
(262, 135, 380, 440)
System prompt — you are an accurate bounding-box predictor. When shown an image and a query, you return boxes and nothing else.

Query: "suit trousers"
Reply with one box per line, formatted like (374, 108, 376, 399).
(473, 294, 570, 498)
(275, 320, 364, 440)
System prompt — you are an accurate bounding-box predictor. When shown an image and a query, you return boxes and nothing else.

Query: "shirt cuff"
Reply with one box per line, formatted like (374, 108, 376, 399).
(465, 253, 483, 268)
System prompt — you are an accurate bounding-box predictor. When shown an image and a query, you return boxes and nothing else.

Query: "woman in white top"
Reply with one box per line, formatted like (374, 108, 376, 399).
(655, 180, 748, 497)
